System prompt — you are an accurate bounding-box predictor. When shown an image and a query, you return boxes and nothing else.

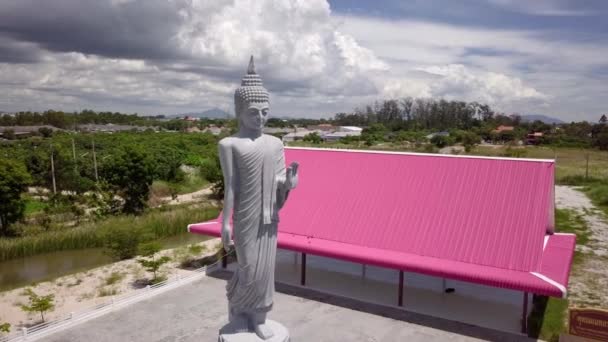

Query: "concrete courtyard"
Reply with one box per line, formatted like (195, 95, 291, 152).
(39, 270, 533, 342)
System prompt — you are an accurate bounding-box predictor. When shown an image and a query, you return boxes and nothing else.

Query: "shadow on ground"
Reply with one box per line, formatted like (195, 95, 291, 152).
(209, 269, 534, 342)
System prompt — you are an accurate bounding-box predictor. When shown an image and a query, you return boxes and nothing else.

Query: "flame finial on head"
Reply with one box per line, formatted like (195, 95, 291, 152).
(247, 55, 256, 75)
(235, 55, 269, 116)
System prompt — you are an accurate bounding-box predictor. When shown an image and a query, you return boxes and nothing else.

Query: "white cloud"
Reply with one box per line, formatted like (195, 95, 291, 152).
(0, 0, 390, 117)
(418, 64, 548, 104)
(0, 0, 606, 121)
(332, 14, 608, 120)
(487, 0, 596, 16)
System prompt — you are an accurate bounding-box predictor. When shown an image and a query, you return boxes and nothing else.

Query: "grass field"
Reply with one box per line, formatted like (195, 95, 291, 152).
(288, 141, 608, 184)
(151, 169, 208, 198)
(23, 197, 48, 215)
(472, 145, 608, 183)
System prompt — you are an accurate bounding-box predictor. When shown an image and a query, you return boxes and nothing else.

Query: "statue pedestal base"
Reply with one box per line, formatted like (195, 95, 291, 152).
(218, 320, 289, 342)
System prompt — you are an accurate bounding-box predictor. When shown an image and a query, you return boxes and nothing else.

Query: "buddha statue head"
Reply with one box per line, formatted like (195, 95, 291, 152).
(234, 56, 270, 132)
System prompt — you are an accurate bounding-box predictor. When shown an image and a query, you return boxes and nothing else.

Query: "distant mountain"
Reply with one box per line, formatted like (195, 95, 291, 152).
(172, 108, 232, 119)
(520, 114, 564, 124)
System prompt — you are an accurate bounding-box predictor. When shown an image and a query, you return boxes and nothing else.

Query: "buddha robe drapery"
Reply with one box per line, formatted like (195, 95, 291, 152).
(224, 134, 288, 315)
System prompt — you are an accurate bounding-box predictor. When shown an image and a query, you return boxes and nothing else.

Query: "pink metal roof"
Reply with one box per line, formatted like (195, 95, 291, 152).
(189, 147, 575, 297)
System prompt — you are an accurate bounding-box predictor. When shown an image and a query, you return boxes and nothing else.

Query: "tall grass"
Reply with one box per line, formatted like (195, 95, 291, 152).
(0, 205, 218, 262)
(528, 296, 569, 342)
(581, 183, 608, 217)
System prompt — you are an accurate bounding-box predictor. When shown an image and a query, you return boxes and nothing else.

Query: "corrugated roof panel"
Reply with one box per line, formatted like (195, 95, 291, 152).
(281, 148, 553, 272)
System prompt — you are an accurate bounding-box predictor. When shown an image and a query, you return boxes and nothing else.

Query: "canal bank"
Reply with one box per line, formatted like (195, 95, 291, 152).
(0, 232, 211, 291)
(0, 238, 221, 330)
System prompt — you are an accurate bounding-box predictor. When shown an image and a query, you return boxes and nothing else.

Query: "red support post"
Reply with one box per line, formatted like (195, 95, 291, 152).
(300, 253, 307, 286)
(521, 292, 528, 334)
(221, 248, 227, 269)
(398, 270, 404, 307)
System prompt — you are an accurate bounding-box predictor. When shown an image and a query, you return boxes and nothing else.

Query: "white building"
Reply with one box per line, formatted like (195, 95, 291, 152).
(338, 126, 363, 133)
(322, 131, 361, 142)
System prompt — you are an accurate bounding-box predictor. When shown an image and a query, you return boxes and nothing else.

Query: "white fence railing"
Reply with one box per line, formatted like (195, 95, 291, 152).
(0, 254, 229, 342)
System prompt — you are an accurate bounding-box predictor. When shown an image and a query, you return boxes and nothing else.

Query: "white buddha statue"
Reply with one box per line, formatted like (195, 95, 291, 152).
(218, 56, 298, 341)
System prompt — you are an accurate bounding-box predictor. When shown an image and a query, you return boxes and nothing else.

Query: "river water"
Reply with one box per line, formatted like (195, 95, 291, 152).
(0, 233, 210, 291)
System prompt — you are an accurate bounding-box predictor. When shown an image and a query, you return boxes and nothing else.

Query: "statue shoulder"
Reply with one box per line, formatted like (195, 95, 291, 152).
(219, 136, 236, 148)
(218, 136, 237, 154)
(263, 134, 284, 148)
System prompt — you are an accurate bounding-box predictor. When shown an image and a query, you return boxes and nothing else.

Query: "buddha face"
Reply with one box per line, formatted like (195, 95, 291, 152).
(239, 102, 269, 131)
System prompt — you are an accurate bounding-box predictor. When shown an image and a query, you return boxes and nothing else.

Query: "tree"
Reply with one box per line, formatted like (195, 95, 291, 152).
(20, 288, 55, 322)
(2, 128, 16, 140)
(460, 132, 480, 152)
(303, 132, 322, 144)
(431, 134, 454, 148)
(199, 153, 223, 198)
(593, 128, 608, 150)
(137, 242, 171, 283)
(0, 158, 32, 236)
(38, 127, 54, 138)
(361, 123, 387, 144)
(600, 114, 607, 124)
(102, 147, 155, 214)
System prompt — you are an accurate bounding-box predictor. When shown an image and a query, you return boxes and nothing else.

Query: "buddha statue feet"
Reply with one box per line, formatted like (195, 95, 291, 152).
(254, 322, 274, 340)
(219, 319, 289, 342)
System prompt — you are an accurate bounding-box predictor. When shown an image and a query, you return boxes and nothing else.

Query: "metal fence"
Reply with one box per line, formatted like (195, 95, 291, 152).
(0, 252, 230, 342)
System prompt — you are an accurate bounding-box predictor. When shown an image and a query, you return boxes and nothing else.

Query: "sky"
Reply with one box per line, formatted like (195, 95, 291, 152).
(0, 0, 606, 121)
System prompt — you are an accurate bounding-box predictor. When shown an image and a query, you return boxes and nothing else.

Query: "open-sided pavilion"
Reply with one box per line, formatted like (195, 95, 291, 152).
(188, 147, 576, 334)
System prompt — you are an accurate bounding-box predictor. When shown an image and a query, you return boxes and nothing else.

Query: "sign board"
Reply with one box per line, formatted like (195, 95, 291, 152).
(569, 308, 608, 341)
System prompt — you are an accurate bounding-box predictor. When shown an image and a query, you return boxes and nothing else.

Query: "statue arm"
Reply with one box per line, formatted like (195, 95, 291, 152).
(276, 144, 298, 210)
(275, 147, 289, 210)
(218, 140, 234, 250)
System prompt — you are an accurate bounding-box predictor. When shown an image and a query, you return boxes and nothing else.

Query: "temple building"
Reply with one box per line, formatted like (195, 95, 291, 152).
(189, 147, 575, 335)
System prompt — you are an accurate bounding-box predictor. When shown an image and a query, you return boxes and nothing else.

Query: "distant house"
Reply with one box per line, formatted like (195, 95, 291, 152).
(526, 132, 544, 145)
(282, 129, 323, 143)
(202, 125, 223, 135)
(183, 116, 199, 122)
(263, 127, 294, 135)
(307, 124, 334, 132)
(0, 125, 63, 138)
(492, 125, 514, 134)
(78, 124, 149, 133)
(185, 126, 201, 133)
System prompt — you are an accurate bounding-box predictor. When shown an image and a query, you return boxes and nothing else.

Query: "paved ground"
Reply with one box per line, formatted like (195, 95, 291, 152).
(41, 271, 533, 342)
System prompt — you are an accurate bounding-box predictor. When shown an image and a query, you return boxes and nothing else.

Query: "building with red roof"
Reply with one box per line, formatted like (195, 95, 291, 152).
(189, 147, 575, 333)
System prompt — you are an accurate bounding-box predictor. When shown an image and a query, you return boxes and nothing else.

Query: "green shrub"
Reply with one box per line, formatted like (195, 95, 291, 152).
(103, 225, 142, 260)
(97, 287, 119, 297)
(430, 135, 454, 148)
(20, 288, 55, 322)
(137, 241, 171, 283)
(187, 243, 203, 255)
(104, 272, 124, 286)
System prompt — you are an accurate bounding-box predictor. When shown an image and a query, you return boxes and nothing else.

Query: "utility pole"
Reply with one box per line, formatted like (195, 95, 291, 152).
(50, 144, 57, 195)
(585, 153, 590, 180)
(71, 138, 77, 175)
(92, 138, 99, 183)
